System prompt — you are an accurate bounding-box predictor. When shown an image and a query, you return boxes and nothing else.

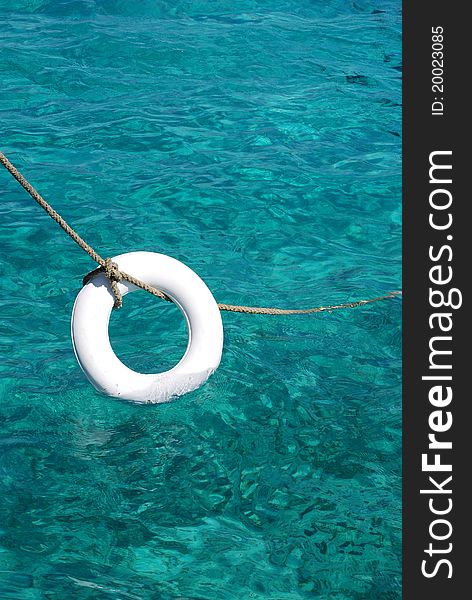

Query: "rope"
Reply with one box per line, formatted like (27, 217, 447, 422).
(1, 151, 401, 315)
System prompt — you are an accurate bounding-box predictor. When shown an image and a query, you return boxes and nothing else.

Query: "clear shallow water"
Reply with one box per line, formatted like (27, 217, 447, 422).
(0, 1, 401, 598)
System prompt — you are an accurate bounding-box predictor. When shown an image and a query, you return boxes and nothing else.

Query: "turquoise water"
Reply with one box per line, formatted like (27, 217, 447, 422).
(0, 1, 401, 598)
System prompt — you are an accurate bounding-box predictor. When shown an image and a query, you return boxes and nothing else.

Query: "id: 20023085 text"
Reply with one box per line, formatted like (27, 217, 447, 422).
(431, 26, 445, 116)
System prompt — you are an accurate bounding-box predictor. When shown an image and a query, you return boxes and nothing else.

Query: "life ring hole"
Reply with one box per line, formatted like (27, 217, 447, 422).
(108, 290, 189, 375)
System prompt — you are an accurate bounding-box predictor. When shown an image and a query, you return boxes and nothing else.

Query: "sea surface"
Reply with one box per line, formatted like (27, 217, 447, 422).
(0, 1, 401, 598)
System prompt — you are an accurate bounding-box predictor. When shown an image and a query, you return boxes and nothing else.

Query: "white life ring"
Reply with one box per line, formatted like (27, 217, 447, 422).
(71, 251, 224, 403)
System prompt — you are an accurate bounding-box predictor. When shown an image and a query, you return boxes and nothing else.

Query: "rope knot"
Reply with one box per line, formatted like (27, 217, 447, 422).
(104, 258, 122, 282)
(104, 258, 123, 309)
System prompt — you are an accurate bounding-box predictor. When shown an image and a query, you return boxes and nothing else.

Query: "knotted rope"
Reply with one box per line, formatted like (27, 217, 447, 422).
(0, 151, 401, 315)
(103, 258, 123, 309)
